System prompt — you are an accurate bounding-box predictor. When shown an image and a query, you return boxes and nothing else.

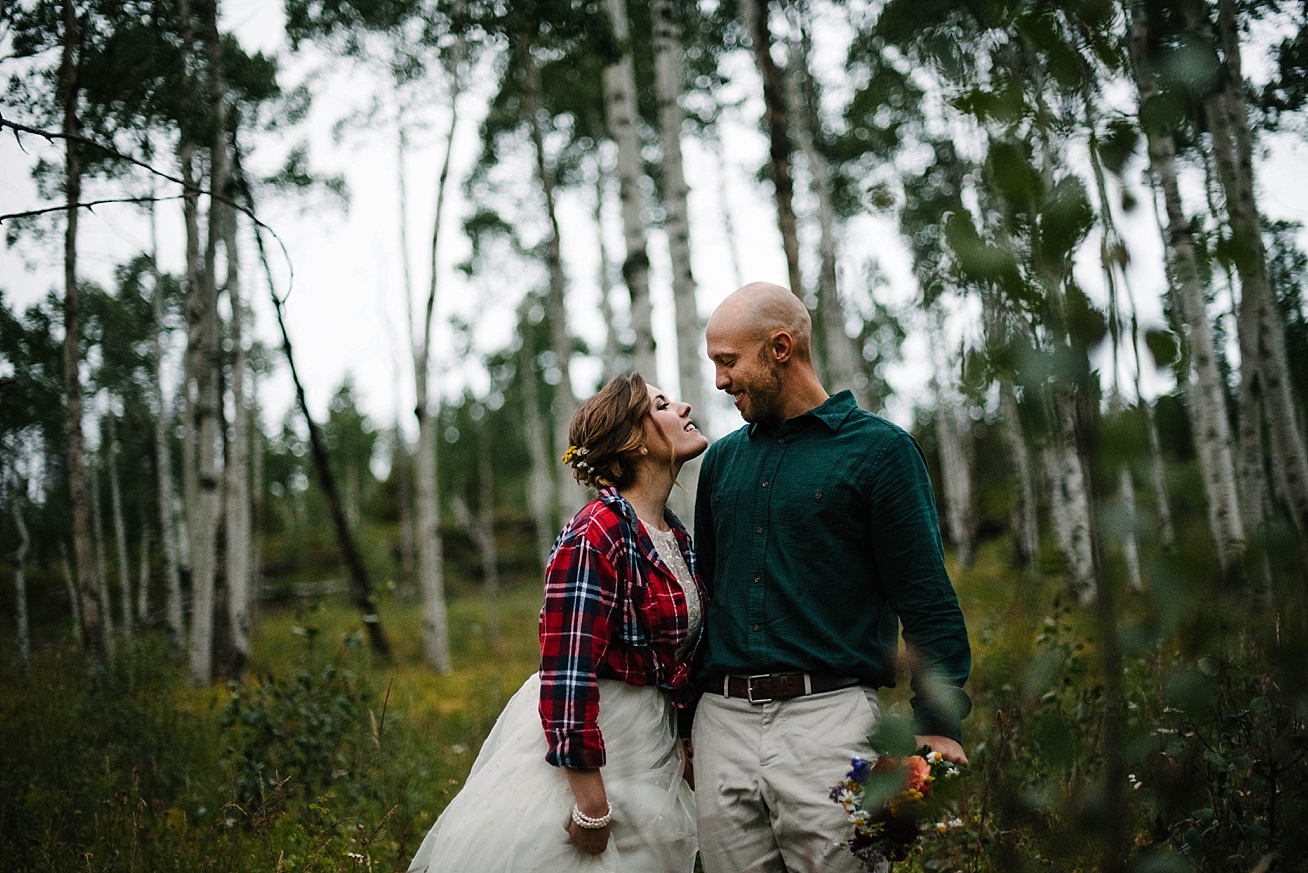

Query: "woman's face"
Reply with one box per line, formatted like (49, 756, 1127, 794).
(643, 384, 709, 464)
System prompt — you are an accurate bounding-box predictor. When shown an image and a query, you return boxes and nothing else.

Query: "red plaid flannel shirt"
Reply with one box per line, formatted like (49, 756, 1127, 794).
(538, 487, 705, 769)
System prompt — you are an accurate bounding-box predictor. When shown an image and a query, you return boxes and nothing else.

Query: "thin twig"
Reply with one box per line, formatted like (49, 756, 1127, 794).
(1, 195, 185, 223)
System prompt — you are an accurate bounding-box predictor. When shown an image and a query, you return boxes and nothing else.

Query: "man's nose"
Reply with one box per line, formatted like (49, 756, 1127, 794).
(715, 369, 730, 390)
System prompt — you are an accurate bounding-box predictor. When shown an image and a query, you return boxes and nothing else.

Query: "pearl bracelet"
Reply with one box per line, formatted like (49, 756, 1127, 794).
(571, 803, 612, 829)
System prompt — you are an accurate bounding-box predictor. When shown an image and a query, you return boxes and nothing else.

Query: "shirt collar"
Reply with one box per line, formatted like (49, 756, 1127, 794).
(748, 389, 858, 438)
(595, 486, 691, 539)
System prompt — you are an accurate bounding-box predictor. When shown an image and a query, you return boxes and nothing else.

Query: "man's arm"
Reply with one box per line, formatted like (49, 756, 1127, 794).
(868, 430, 972, 746)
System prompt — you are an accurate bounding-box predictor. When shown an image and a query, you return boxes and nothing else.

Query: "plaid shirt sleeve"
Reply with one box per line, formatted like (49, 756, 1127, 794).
(538, 514, 621, 769)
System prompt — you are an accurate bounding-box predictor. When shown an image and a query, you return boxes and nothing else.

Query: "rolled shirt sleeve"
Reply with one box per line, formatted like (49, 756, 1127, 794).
(538, 522, 620, 769)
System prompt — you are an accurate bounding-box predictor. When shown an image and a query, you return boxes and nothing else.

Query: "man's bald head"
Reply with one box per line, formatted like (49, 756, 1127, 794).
(708, 282, 813, 361)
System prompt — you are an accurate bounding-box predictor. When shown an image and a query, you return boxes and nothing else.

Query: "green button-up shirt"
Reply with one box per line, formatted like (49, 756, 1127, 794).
(694, 391, 972, 741)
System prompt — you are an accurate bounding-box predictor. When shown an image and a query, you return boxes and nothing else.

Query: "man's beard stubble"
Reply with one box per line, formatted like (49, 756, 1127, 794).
(740, 356, 785, 425)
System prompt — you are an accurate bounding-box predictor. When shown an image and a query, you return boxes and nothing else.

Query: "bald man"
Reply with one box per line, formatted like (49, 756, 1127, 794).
(691, 282, 971, 873)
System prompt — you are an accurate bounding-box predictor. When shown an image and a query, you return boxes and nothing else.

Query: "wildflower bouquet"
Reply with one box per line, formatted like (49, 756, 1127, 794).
(830, 746, 966, 870)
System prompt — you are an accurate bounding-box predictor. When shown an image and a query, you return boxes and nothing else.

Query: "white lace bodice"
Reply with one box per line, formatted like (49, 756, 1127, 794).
(644, 524, 703, 659)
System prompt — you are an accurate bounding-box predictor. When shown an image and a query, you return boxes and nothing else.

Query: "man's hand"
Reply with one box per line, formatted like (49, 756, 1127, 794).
(915, 735, 968, 766)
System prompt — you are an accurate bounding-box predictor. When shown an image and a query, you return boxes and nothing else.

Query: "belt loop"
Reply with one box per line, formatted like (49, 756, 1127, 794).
(803, 674, 812, 695)
(723, 675, 730, 697)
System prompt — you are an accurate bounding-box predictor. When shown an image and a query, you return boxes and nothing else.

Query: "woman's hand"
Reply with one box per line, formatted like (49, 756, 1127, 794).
(564, 767, 611, 855)
(566, 818, 611, 855)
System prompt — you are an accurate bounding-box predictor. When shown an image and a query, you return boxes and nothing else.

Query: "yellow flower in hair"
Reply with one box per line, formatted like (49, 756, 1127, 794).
(562, 445, 579, 465)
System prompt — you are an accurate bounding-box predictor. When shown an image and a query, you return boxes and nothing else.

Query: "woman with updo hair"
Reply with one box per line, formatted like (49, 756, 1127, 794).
(408, 374, 710, 873)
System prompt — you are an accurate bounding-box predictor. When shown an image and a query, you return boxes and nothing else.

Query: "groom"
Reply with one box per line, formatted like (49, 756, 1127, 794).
(691, 282, 971, 873)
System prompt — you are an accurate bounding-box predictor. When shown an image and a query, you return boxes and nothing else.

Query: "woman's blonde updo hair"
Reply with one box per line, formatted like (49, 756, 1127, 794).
(562, 374, 651, 489)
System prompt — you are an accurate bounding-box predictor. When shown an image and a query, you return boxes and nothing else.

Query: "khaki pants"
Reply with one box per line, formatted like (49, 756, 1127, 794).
(692, 684, 881, 873)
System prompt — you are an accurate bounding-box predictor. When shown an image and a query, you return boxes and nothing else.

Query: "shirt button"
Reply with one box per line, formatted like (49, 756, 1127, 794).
(756, 526, 764, 534)
(777, 438, 785, 445)
(753, 575, 761, 583)
(761, 480, 770, 488)
(815, 491, 823, 500)
(753, 623, 761, 632)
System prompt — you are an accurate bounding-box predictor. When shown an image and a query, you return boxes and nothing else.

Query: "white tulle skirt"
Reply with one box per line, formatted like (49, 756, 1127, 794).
(406, 673, 697, 873)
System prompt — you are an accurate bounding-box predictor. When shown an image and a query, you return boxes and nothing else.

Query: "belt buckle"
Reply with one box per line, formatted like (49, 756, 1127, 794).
(745, 673, 774, 704)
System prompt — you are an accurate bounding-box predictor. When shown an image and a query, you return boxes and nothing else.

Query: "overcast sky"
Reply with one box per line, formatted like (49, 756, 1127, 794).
(4, 1, 1308, 451)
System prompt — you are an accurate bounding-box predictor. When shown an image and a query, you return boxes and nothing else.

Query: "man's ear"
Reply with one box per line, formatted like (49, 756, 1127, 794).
(770, 330, 796, 364)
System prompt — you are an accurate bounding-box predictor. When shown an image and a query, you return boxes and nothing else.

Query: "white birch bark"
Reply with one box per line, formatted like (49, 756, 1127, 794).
(60, 542, 82, 640)
(1128, 0, 1246, 580)
(188, 0, 229, 683)
(593, 165, 620, 381)
(137, 508, 150, 623)
(1000, 383, 1040, 577)
(706, 122, 744, 290)
(90, 463, 117, 658)
(521, 37, 580, 522)
(249, 369, 264, 633)
(653, 0, 704, 416)
(787, 14, 866, 407)
(601, 0, 658, 381)
(520, 303, 559, 564)
(223, 207, 252, 667)
(1050, 395, 1095, 603)
(107, 415, 132, 634)
(933, 383, 975, 569)
(1118, 466, 1144, 592)
(12, 493, 31, 670)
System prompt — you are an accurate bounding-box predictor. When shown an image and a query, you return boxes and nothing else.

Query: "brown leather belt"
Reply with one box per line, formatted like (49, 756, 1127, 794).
(712, 673, 861, 704)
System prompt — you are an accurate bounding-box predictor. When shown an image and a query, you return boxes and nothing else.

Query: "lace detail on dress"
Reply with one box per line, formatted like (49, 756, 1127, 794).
(645, 525, 702, 659)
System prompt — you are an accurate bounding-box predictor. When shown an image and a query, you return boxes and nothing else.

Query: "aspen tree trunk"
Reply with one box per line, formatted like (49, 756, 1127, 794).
(60, 0, 105, 658)
(1119, 467, 1144, 592)
(393, 112, 418, 591)
(1141, 397, 1176, 548)
(393, 426, 415, 584)
(60, 543, 82, 641)
(90, 464, 117, 658)
(1001, 383, 1041, 576)
(189, 0, 229, 684)
(1199, 0, 1308, 538)
(137, 507, 150, 622)
(601, 0, 658, 381)
(223, 207, 252, 670)
(593, 166, 620, 381)
(742, 0, 804, 297)
(653, 0, 704, 417)
(1128, 0, 1245, 582)
(249, 370, 264, 634)
(407, 22, 466, 673)
(520, 303, 559, 564)
(177, 0, 201, 604)
(521, 34, 580, 522)
(151, 203, 186, 645)
(933, 384, 975, 569)
(477, 424, 501, 651)
(787, 14, 865, 405)
(707, 122, 744, 290)
(107, 415, 133, 634)
(12, 493, 31, 671)
(1049, 396, 1096, 603)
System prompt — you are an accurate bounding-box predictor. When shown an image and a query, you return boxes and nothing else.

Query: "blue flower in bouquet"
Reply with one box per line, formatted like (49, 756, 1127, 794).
(849, 756, 872, 782)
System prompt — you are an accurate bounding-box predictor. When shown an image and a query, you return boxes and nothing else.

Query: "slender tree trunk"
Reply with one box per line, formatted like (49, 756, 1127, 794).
(1048, 395, 1096, 603)
(477, 423, 501, 651)
(521, 33, 580, 523)
(249, 369, 264, 634)
(393, 426, 416, 585)
(707, 121, 744, 290)
(601, 0, 658, 381)
(1000, 383, 1041, 576)
(137, 506, 150, 623)
(1140, 397, 1176, 548)
(1118, 466, 1144, 592)
(405, 21, 466, 674)
(90, 463, 117, 658)
(742, 0, 804, 298)
(394, 111, 418, 592)
(653, 0, 704, 417)
(1198, 0, 1308, 539)
(12, 493, 32, 671)
(933, 382, 975, 569)
(188, 0, 229, 684)
(1128, 0, 1245, 583)
(107, 415, 133, 635)
(60, 0, 105, 658)
(223, 206, 252, 672)
(60, 542, 82, 641)
(593, 164, 620, 381)
(787, 14, 865, 405)
(152, 200, 186, 645)
(520, 302, 558, 565)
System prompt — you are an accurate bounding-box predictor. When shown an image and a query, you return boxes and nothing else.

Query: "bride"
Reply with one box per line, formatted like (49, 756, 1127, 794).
(407, 374, 710, 873)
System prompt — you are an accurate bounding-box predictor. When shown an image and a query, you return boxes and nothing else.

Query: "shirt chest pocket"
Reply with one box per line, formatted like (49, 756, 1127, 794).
(709, 487, 742, 554)
(780, 476, 865, 561)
